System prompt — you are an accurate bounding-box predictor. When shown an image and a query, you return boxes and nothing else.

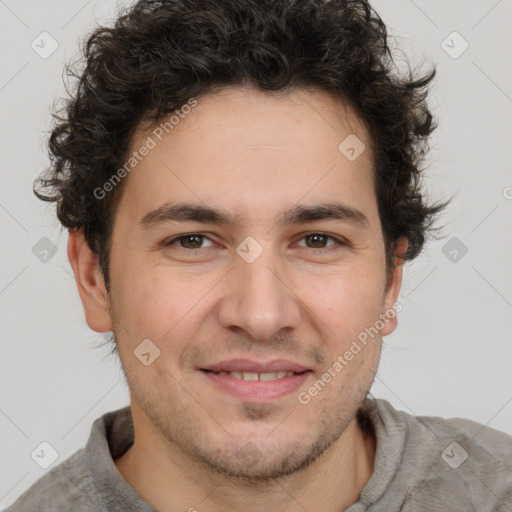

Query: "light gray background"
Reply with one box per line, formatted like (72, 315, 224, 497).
(1, 0, 511, 507)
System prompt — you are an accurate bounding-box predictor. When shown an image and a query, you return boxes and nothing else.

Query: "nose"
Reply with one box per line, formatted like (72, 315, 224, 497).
(217, 245, 302, 342)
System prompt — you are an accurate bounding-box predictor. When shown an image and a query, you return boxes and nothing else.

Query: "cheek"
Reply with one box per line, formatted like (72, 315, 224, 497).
(301, 266, 385, 335)
(109, 265, 170, 339)
(112, 264, 218, 342)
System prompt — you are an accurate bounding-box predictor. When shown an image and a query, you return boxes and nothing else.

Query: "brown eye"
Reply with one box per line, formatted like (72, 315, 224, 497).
(305, 234, 329, 249)
(296, 233, 343, 250)
(180, 235, 204, 249)
(164, 233, 214, 250)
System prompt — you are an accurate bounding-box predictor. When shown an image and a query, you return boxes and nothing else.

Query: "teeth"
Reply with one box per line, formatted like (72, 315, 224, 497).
(218, 371, 296, 381)
(243, 372, 259, 381)
(259, 372, 278, 381)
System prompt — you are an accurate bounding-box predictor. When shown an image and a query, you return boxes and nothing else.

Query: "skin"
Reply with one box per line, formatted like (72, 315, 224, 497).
(68, 85, 407, 512)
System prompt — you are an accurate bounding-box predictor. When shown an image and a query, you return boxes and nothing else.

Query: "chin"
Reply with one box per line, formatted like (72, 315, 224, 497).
(184, 424, 344, 482)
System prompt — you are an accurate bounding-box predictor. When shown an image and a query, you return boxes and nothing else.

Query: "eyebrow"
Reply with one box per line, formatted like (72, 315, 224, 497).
(139, 201, 369, 229)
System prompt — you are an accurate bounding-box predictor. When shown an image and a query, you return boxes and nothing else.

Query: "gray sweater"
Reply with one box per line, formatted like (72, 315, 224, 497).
(5, 398, 512, 511)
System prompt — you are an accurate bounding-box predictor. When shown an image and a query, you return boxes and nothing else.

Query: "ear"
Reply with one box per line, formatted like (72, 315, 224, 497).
(67, 229, 113, 332)
(380, 237, 408, 336)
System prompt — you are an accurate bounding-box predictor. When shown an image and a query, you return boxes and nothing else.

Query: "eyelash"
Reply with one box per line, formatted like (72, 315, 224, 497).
(163, 232, 347, 252)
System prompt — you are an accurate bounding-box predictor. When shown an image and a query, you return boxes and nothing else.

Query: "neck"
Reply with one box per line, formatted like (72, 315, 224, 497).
(115, 402, 376, 512)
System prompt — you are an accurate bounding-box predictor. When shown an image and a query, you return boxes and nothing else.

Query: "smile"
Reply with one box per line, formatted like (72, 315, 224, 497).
(200, 365, 312, 401)
(208, 370, 297, 381)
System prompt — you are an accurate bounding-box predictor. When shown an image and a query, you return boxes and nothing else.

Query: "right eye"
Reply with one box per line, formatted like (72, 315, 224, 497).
(163, 233, 216, 250)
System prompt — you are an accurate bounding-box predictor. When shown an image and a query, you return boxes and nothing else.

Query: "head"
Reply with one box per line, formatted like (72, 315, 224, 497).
(37, 0, 447, 481)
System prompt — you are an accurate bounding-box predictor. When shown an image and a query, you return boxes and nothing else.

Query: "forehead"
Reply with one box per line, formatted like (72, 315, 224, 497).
(116, 85, 377, 227)
(152, 85, 372, 152)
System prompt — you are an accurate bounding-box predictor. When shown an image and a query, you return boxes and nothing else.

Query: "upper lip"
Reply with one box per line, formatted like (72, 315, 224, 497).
(201, 359, 310, 373)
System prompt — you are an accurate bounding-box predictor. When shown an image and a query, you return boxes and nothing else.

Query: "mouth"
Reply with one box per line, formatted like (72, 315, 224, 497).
(202, 369, 304, 381)
(199, 359, 312, 401)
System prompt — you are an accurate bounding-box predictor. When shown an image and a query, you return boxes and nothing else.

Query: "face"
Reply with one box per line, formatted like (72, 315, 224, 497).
(72, 85, 405, 480)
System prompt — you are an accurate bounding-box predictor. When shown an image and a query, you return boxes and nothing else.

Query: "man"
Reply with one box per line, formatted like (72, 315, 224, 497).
(7, 0, 511, 510)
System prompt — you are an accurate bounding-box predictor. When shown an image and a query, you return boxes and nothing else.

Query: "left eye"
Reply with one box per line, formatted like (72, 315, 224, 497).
(295, 233, 342, 250)
(164, 233, 343, 251)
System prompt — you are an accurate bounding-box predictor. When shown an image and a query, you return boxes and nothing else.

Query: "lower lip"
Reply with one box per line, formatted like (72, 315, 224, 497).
(201, 370, 311, 401)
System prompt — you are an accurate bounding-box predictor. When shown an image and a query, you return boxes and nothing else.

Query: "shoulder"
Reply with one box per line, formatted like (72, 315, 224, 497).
(373, 397, 512, 465)
(414, 410, 512, 473)
(372, 399, 512, 510)
(4, 448, 105, 512)
(417, 414, 511, 510)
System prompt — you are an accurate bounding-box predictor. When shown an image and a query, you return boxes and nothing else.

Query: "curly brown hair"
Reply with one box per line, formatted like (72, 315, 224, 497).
(35, 0, 449, 292)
